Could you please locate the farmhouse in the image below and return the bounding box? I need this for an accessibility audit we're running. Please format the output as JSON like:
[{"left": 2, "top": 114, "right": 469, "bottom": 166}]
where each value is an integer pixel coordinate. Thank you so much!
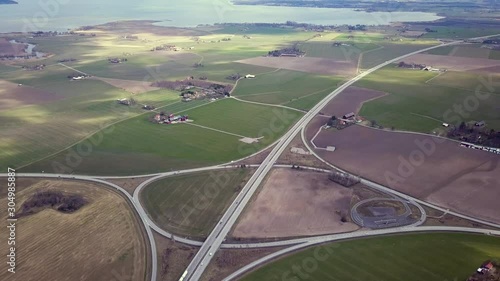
[
  {"left": 475, "top": 120, "right": 486, "bottom": 127},
  {"left": 153, "top": 112, "right": 189, "bottom": 125},
  {"left": 245, "top": 74, "right": 255, "bottom": 79},
  {"left": 423, "top": 66, "right": 443, "bottom": 72},
  {"left": 476, "top": 261, "right": 495, "bottom": 275},
  {"left": 117, "top": 98, "right": 132, "bottom": 106},
  {"left": 142, "top": 105, "right": 155, "bottom": 110},
  {"left": 108, "top": 57, "right": 127, "bottom": 63},
  {"left": 68, "top": 74, "right": 90, "bottom": 81},
  {"left": 22, "top": 64, "right": 45, "bottom": 71}
]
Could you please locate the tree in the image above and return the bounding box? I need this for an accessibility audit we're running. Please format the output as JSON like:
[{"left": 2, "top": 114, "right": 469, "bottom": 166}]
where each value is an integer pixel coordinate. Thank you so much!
[
  {"left": 459, "top": 121, "right": 466, "bottom": 131},
  {"left": 370, "top": 120, "right": 377, "bottom": 127}
]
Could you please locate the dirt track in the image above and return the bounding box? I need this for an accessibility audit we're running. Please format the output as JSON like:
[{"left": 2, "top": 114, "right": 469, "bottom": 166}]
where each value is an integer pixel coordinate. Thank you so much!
[
  {"left": 237, "top": 56, "right": 357, "bottom": 77},
  {"left": 312, "top": 125, "right": 500, "bottom": 224},
  {"left": 232, "top": 168, "right": 359, "bottom": 238}
]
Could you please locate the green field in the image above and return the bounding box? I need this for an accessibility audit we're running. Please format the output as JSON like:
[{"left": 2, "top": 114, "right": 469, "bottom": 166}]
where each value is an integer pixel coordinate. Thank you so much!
[
  {"left": 0, "top": 63, "right": 182, "bottom": 172},
  {"left": 232, "top": 69, "right": 342, "bottom": 109},
  {"left": 297, "top": 41, "right": 380, "bottom": 61},
  {"left": 422, "top": 26, "right": 500, "bottom": 39},
  {"left": 424, "top": 45, "right": 454, "bottom": 56},
  {"left": 187, "top": 98, "right": 303, "bottom": 138},
  {"left": 22, "top": 99, "right": 302, "bottom": 175},
  {"left": 356, "top": 66, "right": 500, "bottom": 132},
  {"left": 360, "top": 43, "right": 438, "bottom": 69},
  {"left": 490, "top": 50, "right": 500, "bottom": 60},
  {"left": 451, "top": 45, "right": 491, "bottom": 59},
  {"left": 141, "top": 169, "right": 252, "bottom": 238},
  {"left": 428, "top": 71, "right": 500, "bottom": 95},
  {"left": 0, "top": 64, "right": 18, "bottom": 74},
  {"left": 0, "top": 27, "right": 311, "bottom": 174},
  {"left": 241, "top": 233, "right": 500, "bottom": 281}
]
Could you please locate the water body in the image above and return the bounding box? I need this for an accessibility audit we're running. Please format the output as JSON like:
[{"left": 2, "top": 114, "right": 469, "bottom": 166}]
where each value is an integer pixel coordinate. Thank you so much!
[
  {"left": 0, "top": 0, "right": 443, "bottom": 33},
  {"left": 9, "top": 40, "right": 46, "bottom": 58}
]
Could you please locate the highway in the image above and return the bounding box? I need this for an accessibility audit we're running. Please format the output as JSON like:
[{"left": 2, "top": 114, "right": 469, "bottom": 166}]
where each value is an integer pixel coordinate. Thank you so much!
[
  {"left": 223, "top": 226, "right": 500, "bottom": 281},
  {"left": 181, "top": 39, "right": 471, "bottom": 281},
  {"left": 4, "top": 33, "right": 500, "bottom": 281}
]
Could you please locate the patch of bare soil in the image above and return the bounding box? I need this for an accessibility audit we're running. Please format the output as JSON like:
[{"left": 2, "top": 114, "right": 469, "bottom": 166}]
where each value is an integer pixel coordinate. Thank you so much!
[
  {"left": 319, "top": 86, "right": 388, "bottom": 117},
  {"left": 237, "top": 56, "right": 357, "bottom": 77},
  {"left": 423, "top": 205, "right": 496, "bottom": 230},
  {"left": 200, "top": 247, "right": 287, "bottom": 281},
  {"left": 399, "top": 54, "right": 500, "bottom": 73},
  {"left": 234, "top": 144, "right": 276, "bottom": 166},
  {"left": 232, "top": 168, "right": 359, "bottom": 238},
  {"left": 103, "top": 177, "right": 153, "bottom": 195},
  {"left": 0, "top": 38, "right": 25, "bottom": 56},
  {"left": 276, "top": 132, "right": 332, "bottom": 169},
  {"left": 0, "top": 80, "right": 63, "bottom": 110},
  {"left": 313, "top": 125, "right": 500, "bottom": 224},
  {"left": 154, "top": 232, "right": 197, "bottom": 281}
]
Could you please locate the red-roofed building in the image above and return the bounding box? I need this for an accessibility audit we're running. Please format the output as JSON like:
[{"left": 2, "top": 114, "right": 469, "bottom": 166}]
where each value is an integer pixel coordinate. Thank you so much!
[{"left": 484, "top": 262, "right": 494, "bottom": 270}]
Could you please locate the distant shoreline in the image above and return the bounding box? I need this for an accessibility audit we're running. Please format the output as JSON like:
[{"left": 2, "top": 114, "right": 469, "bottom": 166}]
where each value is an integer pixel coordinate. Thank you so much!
[{"left": 0, "top": 0, "right": 18, "bottom": 4}]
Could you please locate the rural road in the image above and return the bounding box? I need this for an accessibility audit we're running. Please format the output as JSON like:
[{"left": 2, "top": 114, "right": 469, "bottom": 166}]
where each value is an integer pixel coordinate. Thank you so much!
[
  {"left": 181, "top": 38, "right": 475, "bottom": 281},
  {"left": 223, "top": 226, "right": 500, "bottom": 281},
  {"left": 181, "top": 33, "right": 500, "bottom": 281},
  {"left": 4, "top": 33, "right": 500, "bottom": 281}
]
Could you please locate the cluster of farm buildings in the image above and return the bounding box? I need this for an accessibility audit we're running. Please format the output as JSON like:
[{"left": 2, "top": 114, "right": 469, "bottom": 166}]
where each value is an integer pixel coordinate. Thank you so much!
[
  {"left": 153, "top": 113, "right": 190, "bottom": 125},
  {"left": 398, "top": 61, "right": 444, "bottom": 72},
  {"left": 325, "top": 111, "right": 360, "bottom": 130},
  {"left": 467, "top": 261, "right": 498, "bottom": 281}
]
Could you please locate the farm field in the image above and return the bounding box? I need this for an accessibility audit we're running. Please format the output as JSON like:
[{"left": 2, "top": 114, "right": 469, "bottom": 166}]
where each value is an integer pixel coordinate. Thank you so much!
[
  {"left": 187, "top": 98, "right": 303, "bottom": 139},
  {"left": 141, "top": 169, "right": 253, "bottom": 239},
  {"left": 0, "top": 83, "right": 180, "bottom": 172},
  {"left": 0, "top": 79, "right": 63, "bottom": 110},
  {"left": 450, "top": 45, "right": 491, "bottom": 59},
  {"left": 355, "top": 66, "right": 500, "bottom": 132},
  {"left": 297, "top": 41, "right": 380, "bottom": 61},
  {"left": 490, "top": 50, "right": 500, "bottom": 60},
  {"left": 400, "top": 53, "right": 500, "bottom": 72},
  {"left": 232, "top": 69, "right": 342, "bottom": 109},
  {"left": 360, "top": 43, "right": 438, "bottom": 69},
  {"left": 237, "top": 56, "right": 356, "bottom": 77},
  {"left": 310, "top": 125, "right": 500, "bottom": 224},
  {"left": 0, "top": 179, "right": 148, "bottom": 281},
  {"left": 428, "top": 71, "right": 500, "bottom": 94},
  {"left": 421, "top": 26, "right": 500, "bottom": 39},
  {"left": 232, "top": 168, "right": 359, "bottom": 238},
  {"left": 76, "top": 52, "right": 200, "bottom": 81},
  {"left": 241, "top": 233, "right": 500, "bottom": 281},
  {"left": 423, "top": 45, "right": 454, "bottom": 56},
  {"left": 23, "top": 98, "right": 301, "bottom": 175}
]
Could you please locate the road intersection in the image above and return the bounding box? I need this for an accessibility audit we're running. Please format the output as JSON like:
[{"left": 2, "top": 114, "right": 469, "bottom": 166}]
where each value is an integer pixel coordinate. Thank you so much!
[{"left": 3, "top": 33, "right": 500, "bottom": 281}]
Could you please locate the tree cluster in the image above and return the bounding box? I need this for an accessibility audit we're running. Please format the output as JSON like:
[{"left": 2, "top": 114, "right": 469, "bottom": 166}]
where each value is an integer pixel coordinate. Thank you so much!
[
  {"left": 17, "top": 191, "right": 87, "bottom": 218},
  {"left": 448, "top": 122, "right": 500, "bottom": 148},
  {"left": 267, "top": 46, "right": 305, "bottom": 57}
]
